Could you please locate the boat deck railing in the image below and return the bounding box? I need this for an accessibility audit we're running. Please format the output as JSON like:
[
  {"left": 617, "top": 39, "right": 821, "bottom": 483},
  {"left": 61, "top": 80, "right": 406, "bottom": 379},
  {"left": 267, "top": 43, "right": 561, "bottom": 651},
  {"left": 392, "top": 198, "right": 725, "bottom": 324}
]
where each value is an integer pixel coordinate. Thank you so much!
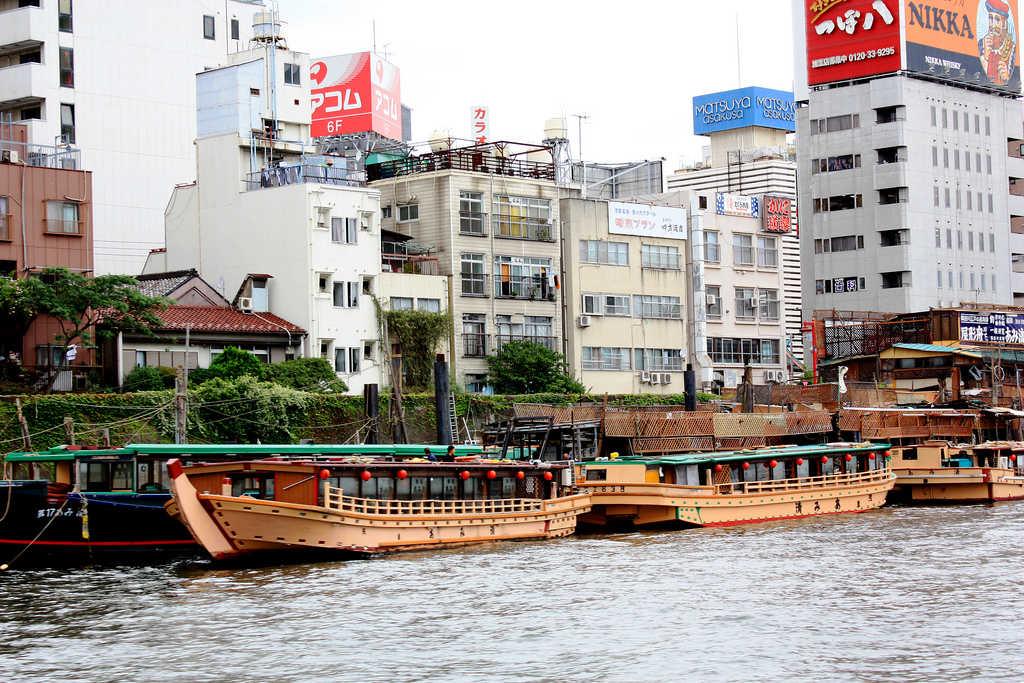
[
  {"left": 323, "top": 488, "right": 545, "bottom": 516},
  {"left": 715, "top": 467, "right": 893, "bottom": 495}
]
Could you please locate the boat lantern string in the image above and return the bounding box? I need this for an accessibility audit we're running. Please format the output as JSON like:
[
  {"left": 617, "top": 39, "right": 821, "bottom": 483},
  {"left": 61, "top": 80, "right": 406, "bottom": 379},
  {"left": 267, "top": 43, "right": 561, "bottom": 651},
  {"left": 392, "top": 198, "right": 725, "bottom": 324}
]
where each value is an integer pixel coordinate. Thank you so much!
[
  {"left": 769, "top": 460, "right": 778, "bottom": 468},
  {"left": 796, "top": 458, "right": 804, "bottom": 466},
  {"left": 821, "top": 456, "right": 829, "bottom": 464},
  {"left": 741, "top": 462, "right": 750, "bottom": 470},
  {"left": 884, "top": 450, "right": 892, "bottom": 460},
  {"left": 319, "top": 469, "right": 330, "bottom": 479},
  {"left": 486, "top": 470, "right": 497, "bottom": 479},
  {"left": 1011, "top": 455, "right": 1017, "bottom": 462},
  {"left": 868, "top": 453, "right": 876, "bottom": 460},
  {"left": 360, "top": 471, "right": 372, "bottom": 481},
  {"left": 397, "top": 470, "right": 408, "bottom": 480},
  {"left": 460, "top": 471, "right": 471, "bottom": 480},
  {"left": 543, "top": 471, "right": 553, "bottom": 481},
  {"left": 844, "top": 454, "right": 853, "bottom": 462},
  {"left": 713, "top": 463, "right": 723, "bottom": 472},
  {"left": 515, "top": 471, "right": 525, "bottom": 480}
]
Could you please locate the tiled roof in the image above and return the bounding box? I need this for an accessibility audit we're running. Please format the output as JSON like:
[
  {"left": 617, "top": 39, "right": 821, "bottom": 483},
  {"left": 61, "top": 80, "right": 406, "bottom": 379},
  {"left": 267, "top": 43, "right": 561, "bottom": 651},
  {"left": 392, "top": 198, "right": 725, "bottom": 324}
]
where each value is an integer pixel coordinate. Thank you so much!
[
  {"left": 134, "top": 269, "right": 198, "bottom": 298},
  {"left": 153, "top": 306, "right": 306, "bottom": 335}
]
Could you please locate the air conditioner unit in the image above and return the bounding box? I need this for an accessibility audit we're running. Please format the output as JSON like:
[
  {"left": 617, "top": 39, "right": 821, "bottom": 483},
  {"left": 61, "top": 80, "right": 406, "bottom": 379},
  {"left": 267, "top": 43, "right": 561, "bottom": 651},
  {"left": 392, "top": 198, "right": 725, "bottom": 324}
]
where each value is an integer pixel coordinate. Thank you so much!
[
  {"left": 238, "top": 297, "right": 254, "bottom": 312},
  {"left": 745, "top": 298, "right": 758, "bottom": 309},
  {"left": 0, "top": 150, "right": 18, "bottom": 164},
  {"left": 661, "top": 373, "right": 672, "bottom": 384},
  {"left": 764, "top": 370, "right": 777, "bottom": 382},
  {"left": 640, "top": 370, "right": 651, "bottom": 383},
  {"left": 577, "top": 315, "right": 592, "bottom": 328},
  {"left": 706, "top": 294, "right": 717, "bottom": 305},
  {"left": 650, "top": 373, "right": 661, "bottom": 385}
]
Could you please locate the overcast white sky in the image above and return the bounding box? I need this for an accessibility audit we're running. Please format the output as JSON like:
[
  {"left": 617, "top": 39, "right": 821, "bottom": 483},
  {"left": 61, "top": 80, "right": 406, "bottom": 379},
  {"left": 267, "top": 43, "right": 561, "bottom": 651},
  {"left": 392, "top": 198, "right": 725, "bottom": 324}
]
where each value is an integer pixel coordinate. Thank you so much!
[{"left": 276, "top": 0, "right": 796, "bottom": 169}]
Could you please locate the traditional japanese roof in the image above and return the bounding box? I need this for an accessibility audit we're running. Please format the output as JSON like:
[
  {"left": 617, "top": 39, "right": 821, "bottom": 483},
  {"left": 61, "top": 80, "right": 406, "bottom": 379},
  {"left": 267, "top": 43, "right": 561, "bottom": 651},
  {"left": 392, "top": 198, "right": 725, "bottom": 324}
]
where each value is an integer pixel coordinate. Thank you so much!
[
  {"left": 151, "top": 306, "right": 306, "bottom": 335},
  {"left": 134, "top": 269, "right": 198, "bottom": 298}
]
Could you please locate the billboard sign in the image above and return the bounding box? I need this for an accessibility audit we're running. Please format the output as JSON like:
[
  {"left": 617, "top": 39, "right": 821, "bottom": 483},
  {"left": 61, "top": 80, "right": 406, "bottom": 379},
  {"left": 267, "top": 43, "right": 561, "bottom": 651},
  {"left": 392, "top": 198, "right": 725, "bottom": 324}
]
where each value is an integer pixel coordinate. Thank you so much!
[
  {"left": 960, "top": 311, "right": 1024, "bottom": 343},
  {"left": 905, "top": 0, "right": 1020, "bottom": 94},
  {"left": 608, "top": 202, "right": 687, "bottom": 240},
  {"left": 715, "top": 193, "right": 759, "bottom": 218},
  {"left": 761, "top": 195, "right": 793, "bottom": 233},
  {"left": 310, "top": 52, "right": 401, "bottom": 139},
  {"left": 692, "top": 87, "right": 796, "bottom": 134},
  {"left": 805, "top": 0, "right": 903, "bottom": 85},
  {"left": 471, "top": 106, "right": 489, "bottom": 144}
]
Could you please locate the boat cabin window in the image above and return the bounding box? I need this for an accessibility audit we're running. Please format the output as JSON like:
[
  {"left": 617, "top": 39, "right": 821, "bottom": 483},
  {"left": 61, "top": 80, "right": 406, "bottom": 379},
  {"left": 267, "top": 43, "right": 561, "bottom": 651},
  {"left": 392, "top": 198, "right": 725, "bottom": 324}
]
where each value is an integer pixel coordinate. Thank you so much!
[
  {"left": 78, "top": 460, "right": 133, "bottom": 492},
  {"left": 586, "top": 469, "right": 607, "bottom": 481},
  {"left": 231, "top": 475, "right": 274, "bottom": 499},
  {"left": 136, "top": 461, "right": 170, "bottom": 492},
  {"left": 795, "top": 459, "right": 810, "bottom": 479},
  {"left": 821, "top": 458, "right": 835, "bottom": 476},
  {"left": 900, "top": 448, "right": 918, "bottom": 461}
]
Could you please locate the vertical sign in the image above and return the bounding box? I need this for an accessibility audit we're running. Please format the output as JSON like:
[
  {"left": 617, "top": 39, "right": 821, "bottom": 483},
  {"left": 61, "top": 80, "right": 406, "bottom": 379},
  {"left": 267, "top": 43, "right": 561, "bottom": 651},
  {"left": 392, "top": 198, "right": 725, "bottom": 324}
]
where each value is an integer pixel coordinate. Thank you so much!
[
  {"left": 761, "top": 195, "right": 793, "bottom": 233},
  {"left": 471, "top": 106, "right": 489, "bottom": 144}
]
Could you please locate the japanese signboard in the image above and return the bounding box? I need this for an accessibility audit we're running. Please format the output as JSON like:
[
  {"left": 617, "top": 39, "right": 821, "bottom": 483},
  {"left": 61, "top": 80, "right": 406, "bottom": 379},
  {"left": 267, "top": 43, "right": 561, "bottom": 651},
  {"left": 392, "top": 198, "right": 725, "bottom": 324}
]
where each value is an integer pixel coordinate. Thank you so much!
[
  {"left": 471, "top": 106, "right": 489, "bottom": 144},
  {"left": 805, "top": 0, "right": 903, "bottom": 85},
  {"left": 692, "top": 87, "right": 796, "bottom": 135},
  {"left": 310, "top": 52, "right": 401, "bottom": 139},
  {"left": 905, "top": 0, "right": 1020, "bottom": 95},
  {"left": 761, "top": 195, "right": 793, "bottom": 233},
  {"left": 960, "top": 311, "right": 1024, "bottom": 343},
  {"left": 607, "top": 202, "right": 687, "bottom": 241},
  {"left": 715, "top": 193, "right": 759, "bottom": 218}
]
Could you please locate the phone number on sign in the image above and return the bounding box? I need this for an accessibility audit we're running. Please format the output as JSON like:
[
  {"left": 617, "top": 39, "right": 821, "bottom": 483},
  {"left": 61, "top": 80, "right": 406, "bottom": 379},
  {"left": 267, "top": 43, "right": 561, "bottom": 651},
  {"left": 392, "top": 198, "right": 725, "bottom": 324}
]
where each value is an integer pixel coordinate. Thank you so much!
[{"left": 812, "top": 45, "right": 895, "bottom": 68}]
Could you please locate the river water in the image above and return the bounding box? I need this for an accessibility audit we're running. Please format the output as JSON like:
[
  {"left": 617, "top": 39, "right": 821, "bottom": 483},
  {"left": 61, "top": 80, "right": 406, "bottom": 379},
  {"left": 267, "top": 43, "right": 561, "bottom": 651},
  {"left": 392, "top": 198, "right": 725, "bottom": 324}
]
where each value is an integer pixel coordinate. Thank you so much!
[{"left": 1, "top": 503, "right": 1022, "bottom": 683}]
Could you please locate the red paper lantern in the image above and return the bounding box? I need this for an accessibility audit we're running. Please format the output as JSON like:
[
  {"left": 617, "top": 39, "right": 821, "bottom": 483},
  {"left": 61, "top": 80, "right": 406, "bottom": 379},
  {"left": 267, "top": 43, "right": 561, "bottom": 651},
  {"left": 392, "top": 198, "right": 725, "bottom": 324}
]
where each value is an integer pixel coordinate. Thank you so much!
[
  {"left": 713, "top": 464, "right": 723, "bottom": 472},
  {"left": 319, "top": 469, "right": 330, "bottom": 479},
  {"left": 884, "top": 450, "right": 892, "bottom": 458},
  {"left": 1010, "top": 455, "right": 1017, "bottom": 462},
  {"left": 821, "top": 456, "right": 829, "bottom": 464},
  {"left": 742, "top": 462, "right": 750, "bottom": 470},
  {"left": 516, "top": 471, "right": 525, "bottom": 480},
  {"left": 769, "top": 460, "right": 778, "bottom": 468},
  {"left": 460, "top": 471, "right": 470, "bottom": 480},
  {"left": 360, "top": 471, "right": 372, "bottom": 481},
  {"left": 397, "top": 470, "right": 408, "bottom": 480},
  {"left": 844, "top": 454, "right": 853, "bottom": 462},
  {"left": 486, "top": 470, "right": 497, "bottom": 479},
  {"left": 796, "top": 458, "right": 804, "bottom": 466},
  {"left": 543, "top": 471, "right": 554, "bottom": 481},
  {"left": 868, "top": 453, "right": 876, "bottom": 460}
]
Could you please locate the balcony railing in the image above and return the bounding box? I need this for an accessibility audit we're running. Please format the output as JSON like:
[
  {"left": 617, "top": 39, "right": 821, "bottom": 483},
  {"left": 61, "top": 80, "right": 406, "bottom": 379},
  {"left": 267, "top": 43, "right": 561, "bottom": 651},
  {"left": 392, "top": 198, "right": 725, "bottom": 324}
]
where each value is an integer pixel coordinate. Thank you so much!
[
  {"left": 245, "top": 161, "right": 365, "bottom": 191},
  {"left": 495, "top": 275, "right": 555, "bottom": 300},
  {"left": 45, "top": 218, "right": 81, "bottom": 235},
  {"left": 496, "top": 335, "right": 557, "bottom": 352},
  {"left": 463, "top": 333, "right": 489, "bottom": 357},
  {"left": 381, "top": 254, "right": 439, "bottom": 275},
  {"left": 0, "top": 214, "right": 10, "bottom": 240},
  {"left": 367, "top": 148, "right": 555, "bottom": 182},
  {"left": 493, "top": 216, "right": 554, "bottom": 241},
  {"left": 0, "top": 140, "right": 81, "bottom": 170},
  {"left": 460, "top": 211, "right": 487, "bottom": 236}
]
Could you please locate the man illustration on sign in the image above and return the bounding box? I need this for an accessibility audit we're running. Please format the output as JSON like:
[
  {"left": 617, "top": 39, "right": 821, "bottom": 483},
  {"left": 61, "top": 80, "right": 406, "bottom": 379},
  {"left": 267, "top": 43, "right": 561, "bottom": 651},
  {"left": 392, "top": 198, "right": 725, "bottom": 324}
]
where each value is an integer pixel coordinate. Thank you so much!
[{"left": 979, "top": 0, "right": 1016, "bottom": 86}]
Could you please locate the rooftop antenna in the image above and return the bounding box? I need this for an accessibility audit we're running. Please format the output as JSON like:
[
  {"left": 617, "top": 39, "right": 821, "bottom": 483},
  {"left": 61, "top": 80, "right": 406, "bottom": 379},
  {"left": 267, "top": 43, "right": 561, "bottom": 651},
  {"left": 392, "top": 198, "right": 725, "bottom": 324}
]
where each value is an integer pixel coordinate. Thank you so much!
[
  {"left": 373, "top": 20, "right": 376, "bottom": 53},
  {"left": 572, "top": 113, "right": 590, "bottom": 163}
]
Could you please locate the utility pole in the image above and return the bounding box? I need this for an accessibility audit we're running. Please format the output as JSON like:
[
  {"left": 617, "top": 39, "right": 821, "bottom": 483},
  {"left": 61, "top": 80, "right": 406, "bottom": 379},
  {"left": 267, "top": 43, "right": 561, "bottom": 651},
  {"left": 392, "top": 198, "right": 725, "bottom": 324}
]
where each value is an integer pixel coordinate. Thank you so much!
[{"left": 174, "top": 366, "right": 187, "bottom": 444}]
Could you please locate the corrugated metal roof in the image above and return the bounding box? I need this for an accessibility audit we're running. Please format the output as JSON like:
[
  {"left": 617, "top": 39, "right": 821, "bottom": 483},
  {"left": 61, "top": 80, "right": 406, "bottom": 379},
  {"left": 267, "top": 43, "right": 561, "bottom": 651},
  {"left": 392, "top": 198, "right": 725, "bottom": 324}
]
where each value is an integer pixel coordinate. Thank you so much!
[{"left": 892, "top": 343, "right": 983, "bottom": 357}]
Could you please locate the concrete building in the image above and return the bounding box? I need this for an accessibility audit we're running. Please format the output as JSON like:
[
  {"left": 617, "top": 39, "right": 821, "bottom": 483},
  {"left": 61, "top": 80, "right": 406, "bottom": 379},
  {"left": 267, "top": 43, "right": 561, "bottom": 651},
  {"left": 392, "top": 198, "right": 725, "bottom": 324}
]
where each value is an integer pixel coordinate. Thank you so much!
[
  {"left": 368, "top": 141, "right": 565, "bottom": 393},
  {"left": 793, "top": 0, "right": 1024, "bottom": 332},
  {"left": 668, "top": 87, "right": 804, "bottom": 366},
  {"left": 149, "top": 38, "right": 447, "bottom": 395},
  {"left": 0, "top": 0, "right": 265, "bottom": 274}
]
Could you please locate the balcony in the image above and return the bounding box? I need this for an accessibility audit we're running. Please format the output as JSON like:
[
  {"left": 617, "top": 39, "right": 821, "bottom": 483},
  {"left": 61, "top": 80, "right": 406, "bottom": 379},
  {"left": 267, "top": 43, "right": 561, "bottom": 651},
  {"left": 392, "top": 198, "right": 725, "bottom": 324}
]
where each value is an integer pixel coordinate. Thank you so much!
[
  {"left": 462, "top": 333, "right": 489, "bottom": 357},
  {"left": 874, "top": 203, "right": 908, "bottom": 231},
  {"left": 366, "top": 144, "right": 555, "bottom": 182},
  {"left": 493, "top": 216, "right": 554, "bottom": 242},
  {"left": 494, "top": 275, "right": 556, "bottom": 301},
  {"left": 1009, "top": 194, "right": 1024, "bottom": 218},
  {"left": 873, "top": 163, "right": 907, "bottom": 190},
  {"left": 0, "top": 62, "right": 47, "bottom": 107},
  {"left": 0, "top": 6, "right": 46, "bottom": 56},
  {"left": 381, "top": 253, "right": 438, "bottom": 275},
  {"left": 1007, "top": 155, "right": 1024, "bottom": 181},
  {"left": 1, "top": 139, "right": 81, "bottom": 170},
  {"left": 495, "top": 335, "right": 557, "bottom": 352},
  {"left": 244, "top": 159, "right": 365, "bottom": 191},
  {"left": 872, "top": 123, "right": 906, "bottom": 150}
]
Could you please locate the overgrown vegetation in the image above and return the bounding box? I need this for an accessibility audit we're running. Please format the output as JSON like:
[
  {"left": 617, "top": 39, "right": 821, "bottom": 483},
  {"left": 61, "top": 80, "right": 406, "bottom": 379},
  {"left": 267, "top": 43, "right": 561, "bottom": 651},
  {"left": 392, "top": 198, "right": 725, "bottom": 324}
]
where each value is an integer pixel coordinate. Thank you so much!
[
  {"left": 486, "top": 340, "right": 586, "bottom": 394},
  {"left": 383, "top": 308, "right": 453, "bottom": 390}
]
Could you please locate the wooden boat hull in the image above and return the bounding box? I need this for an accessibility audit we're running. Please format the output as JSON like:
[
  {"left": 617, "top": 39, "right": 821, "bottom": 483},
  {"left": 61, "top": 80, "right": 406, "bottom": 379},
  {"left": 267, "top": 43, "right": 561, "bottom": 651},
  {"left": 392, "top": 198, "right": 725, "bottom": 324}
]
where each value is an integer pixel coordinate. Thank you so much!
[
  {"left": 892, "top": 468, "right": 1024, "bottom": 503},
  {"left": 0, "top": 480, "right": 197, "bottom": 561},
  {"left": 168, "top": 461, "right": 591, "bottom": 561}
]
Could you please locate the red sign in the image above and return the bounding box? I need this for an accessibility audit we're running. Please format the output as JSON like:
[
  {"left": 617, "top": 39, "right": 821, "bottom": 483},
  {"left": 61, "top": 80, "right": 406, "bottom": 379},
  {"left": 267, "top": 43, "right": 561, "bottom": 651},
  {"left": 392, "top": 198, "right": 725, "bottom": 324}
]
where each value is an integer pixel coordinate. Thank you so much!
[
  {"left": 310, "top": 52, "right": 401, "bottom": 139},
  {"left": 762, "top": 195, "right": 793, "bottom": 233},
  {"left": 806, "top": 0, "right": 903, "bottom": 85}
]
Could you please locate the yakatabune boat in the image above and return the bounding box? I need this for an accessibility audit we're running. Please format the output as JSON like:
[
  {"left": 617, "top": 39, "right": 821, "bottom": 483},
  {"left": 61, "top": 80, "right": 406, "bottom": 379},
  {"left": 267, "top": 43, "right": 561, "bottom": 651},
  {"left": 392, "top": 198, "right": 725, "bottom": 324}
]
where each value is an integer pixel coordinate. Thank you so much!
[
  {"left": 889, "top": 441, "right": 1024, "bottom": 503},
  {"left": 575, "top": 442, "right": 896, "bottom": 528},
  {"left": 167, "top": 452, "right": 591, "bottom": 562}
]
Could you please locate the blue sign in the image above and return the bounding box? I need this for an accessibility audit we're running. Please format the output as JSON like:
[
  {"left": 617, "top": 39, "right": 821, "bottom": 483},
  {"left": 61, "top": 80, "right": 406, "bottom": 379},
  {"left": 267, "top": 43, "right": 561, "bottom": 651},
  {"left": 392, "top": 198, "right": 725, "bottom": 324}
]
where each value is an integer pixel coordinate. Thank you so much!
[
  {"left": 692, "top": 86, "right": 795, "bottom": 135},
  {"left": 960, "top": 312, "right": 1024, "bottom": 345}
]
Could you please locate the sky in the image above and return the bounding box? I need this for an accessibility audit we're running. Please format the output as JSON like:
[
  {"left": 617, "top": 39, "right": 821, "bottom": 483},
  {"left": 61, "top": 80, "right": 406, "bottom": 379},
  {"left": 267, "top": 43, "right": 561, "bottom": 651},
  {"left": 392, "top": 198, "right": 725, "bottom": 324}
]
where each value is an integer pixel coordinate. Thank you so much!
[{"left": 276, "top": 0, "right": 797, "bottom": 170}]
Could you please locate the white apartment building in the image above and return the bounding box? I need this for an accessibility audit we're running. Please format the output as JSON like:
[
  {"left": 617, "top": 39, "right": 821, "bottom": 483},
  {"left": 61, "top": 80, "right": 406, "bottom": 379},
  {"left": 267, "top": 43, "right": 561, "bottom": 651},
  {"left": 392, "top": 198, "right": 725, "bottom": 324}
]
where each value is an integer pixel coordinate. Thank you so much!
[
  {"left": 148, "top": 40, "right": 447, "bottom": 394},
  {"left": 0, "top": 0, "right": 265, "bottom": 274},
  {"left": 797, "top": 75, "right": 1022, "bottom": 318}
]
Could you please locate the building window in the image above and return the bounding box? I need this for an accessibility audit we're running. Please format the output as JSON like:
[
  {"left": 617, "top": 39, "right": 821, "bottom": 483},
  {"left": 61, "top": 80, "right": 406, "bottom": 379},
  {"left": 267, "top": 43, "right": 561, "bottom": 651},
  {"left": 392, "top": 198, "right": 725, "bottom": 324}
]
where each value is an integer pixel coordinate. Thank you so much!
[
  {"left": 60, "top": 104, "right": 75, "bottom": 144},
  {"left": 58, "top": 0, "right": 72, "bottom": 31},
  {"left": 733, "top": 234, "right": 754, "bottom": 266},
  {"left": 492, "top": 195, "right": 552, "bottom": 240},
  {"left": 45, "top": 201, "right": 80, "bottom": 234},
  {"left": 284, "top": 63, "right": 301, "bottom": 85},
  {"left": 757, "top": 236, "right": 778, "bottom": 268},
  {"left": 417, "top": 298, "right": 440, "bottom": 312},
  {"left": 331, "top": 217, "right": 357, "bottom": 244},
  {"left": 990, "top": 233, "right": 996, "bottom": 252},
  {"left": 967, "top": 192, "right": 973, "bottom": 211},
  {"left": 0, "top": 196, "right": 9, "bottom": 241},
  {"left": 381, "top": 206, "right": 392, "bottom": 220},
  {"left": 735, "top": 287, "right": 757, "bottom": 321},
  {"left": 759, "top": 289, "right": 780, "bottom": 322},
  {"left": 812, "top": 194, "right": 862, "bottom": 213},
  {"left": 989, "top": 194, "right": 994, "bottom": 212},
  {"left": 602, "top": 294, "right": 630, "bottom": 316},
  {"left": 810, "top": 114, "right": 859, "bottom": 133},
  {"left": 943, "top": 148, "right": 949, "bottom": 168},
  {"left": 947, "top": 229, "right": 952, "bottom": 248},
  {"left": 579, "top": 239, "right": 628, "bottom": 265},
  {"left": 20, "top": 106, "right": 42, "bottom": 121},
  {"left": 59, "top": 48, "right": 73, "bottom": 87},
  {"left": 347, "top": 282, "right": 359, "bottom": 308},
  {"left": 934, "top": 187, "right": 940, "bottom": 207},
  {"left": 641, "top": 244, "right": 679, "bottom": 270},
  {"left": 987, "top": 155, "right": 992, "bottom": 174},
  {"left": 494, "top": 255, "right": 552, "bottom": 299},
  {"left": 633, "top": 294, "right": 681, "bottom": 319},
  {"left": 582, "top": 293, "right": 601, "bottom": 315},
  {"left": 349, "top": 348, "right": 360, "bottom": 374},
  {"left": 932, "top": 147, "right": 938, "bottom": 166},
  {"left": 811, "top": 154, "right": 860, "bottom": 173},
  {"left": 332, "top": 282, "right": 345, "bottom": 307},
  {"left": 945, "top": 189, "right": 951, "bottom": 208},
  {"left": 460, "top": 253, "right": 486, "bottom": 296},
  {"left": 463, "top": 314, "right": 487, "bottom": 357},
  {"left": 985, "top": 116, "right": 991, "bottom": 135},
  {"left": 954, "top": 150, "right": 960, "bottom": 170},
  {"left": 935, "top": 228, "right": 941, "bottom": 247},
  {"left": 707, "top": 338, "right": 780, "bottom": 365},
  {"left": 965, "top": 153, "right": 971, "bottom": 172},
  {"left": 968, "top": 232, "right": 974, "bottom": 251},
  {"left": 635, "top": 349, "right": 683, "bottom": 372},
  {"left": 231, "top": 18, "right": 239, "bottom": 40},
  {"left": 942, "top": 109, "right": 948, "bottom": 128},
  {"left": 203, "top": 15, "right": 215, "bottom": 40},
  {"left": 930, "top": 106, "right": 936, "bottom": 126},
  {"left": 334, "top": 347, "right": 346, "bottom": 373},
  {"left": 582, "top": 347, "right": 631, "bottom": 371},
  {"left": 398, "top": 204, "right": 419, "bottom": 222},
  {"left": 704, "top": 231, "right": 720, "bottom": 263},
  {"left": 706, "top": 286, "right": 722, "bottom": 318},
  {"left": 460, "top": 191, "right": 485, "bottom": 235},
  {"left": 881, "top": 272, "right": 909, "bottom": 289}
]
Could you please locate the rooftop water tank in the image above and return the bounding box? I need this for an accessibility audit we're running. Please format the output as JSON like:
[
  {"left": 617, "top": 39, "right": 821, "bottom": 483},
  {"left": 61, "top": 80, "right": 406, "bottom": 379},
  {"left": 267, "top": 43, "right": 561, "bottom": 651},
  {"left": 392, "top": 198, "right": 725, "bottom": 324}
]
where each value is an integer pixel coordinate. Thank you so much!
[
  {"left": 543, "top": 118, "right": 567, "bottom": 141},
  {"left": 253, "top": 11, "right": 286, "bottom": 43},
  {"left": 429, "top": 130, "right": 453, "bottom": 152}
]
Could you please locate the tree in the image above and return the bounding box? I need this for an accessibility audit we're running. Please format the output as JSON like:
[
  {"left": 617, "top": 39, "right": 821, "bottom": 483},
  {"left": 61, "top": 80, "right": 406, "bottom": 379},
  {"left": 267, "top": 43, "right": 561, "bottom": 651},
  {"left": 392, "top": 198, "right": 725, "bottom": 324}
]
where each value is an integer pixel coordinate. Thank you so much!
[
  {"left": 486, "top": 340, "right": 586, "bottom": 395},
  {"left": 206, "top": 345, "right": 263, "bottom": 381},
  {"left": 383, "top": 308, "right": 453, "bottom": 390},
  {"left": 16, "top": 268, "right": 171, "bottom": 392},
  {"left": 260, "top": 357, "right": 348, "bottom": 392}
]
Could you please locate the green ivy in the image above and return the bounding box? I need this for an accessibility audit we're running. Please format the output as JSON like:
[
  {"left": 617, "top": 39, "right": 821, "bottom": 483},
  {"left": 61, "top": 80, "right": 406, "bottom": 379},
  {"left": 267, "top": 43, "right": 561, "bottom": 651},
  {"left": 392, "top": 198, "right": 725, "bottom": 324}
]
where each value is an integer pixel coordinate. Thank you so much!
[{"left": 382, "top": 308, "right": 453, "bottom": 391}]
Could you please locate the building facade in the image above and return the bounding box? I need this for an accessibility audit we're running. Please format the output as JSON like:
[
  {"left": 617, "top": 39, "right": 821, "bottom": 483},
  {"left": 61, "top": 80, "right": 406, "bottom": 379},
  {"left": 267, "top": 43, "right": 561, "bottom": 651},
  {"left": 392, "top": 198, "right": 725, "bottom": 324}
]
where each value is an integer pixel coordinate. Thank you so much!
[{"left": 0, "top": 0, "right": 264, "bottom": 274}]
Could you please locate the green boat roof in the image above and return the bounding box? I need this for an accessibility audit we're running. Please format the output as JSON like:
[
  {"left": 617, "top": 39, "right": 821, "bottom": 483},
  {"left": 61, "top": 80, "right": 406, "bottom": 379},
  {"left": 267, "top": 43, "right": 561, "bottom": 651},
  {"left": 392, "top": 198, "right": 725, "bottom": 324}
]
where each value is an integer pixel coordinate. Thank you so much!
[
  {"left": 3, "top": 443, "right": 486, "bottom": 462},
  {"left": 594, "top": 442, "right": 890, "bottom": 467}
]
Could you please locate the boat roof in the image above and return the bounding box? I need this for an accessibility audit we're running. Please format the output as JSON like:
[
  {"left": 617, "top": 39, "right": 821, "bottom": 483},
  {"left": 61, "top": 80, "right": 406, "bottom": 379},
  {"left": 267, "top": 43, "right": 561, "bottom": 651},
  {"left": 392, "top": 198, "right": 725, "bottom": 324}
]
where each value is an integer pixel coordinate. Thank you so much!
[
  {"left": 593, "top": 442, "right": 890, "bottom": 467},
  {"left": 3, "top": 443, "right": 486, "bottom": 462}
]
